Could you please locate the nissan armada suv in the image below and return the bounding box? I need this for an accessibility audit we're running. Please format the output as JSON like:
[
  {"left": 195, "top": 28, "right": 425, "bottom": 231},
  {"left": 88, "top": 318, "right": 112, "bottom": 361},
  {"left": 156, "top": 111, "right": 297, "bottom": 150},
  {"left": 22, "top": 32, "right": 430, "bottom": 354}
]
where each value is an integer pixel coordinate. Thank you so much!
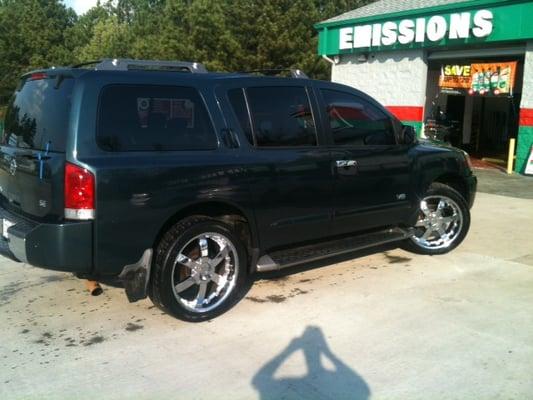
[{"left": 0, "top": 59, "right": 476, "bottom": 321}]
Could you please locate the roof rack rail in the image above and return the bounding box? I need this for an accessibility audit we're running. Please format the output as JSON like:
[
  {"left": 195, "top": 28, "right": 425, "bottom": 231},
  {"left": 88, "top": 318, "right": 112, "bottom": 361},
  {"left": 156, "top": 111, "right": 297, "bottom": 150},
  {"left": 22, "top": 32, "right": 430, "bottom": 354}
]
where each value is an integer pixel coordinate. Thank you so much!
[
  {"left": 240, "top": 69, "right": 309, "bottom": 79},
  {"left": 73, "top": 58, "right": 208, "bottom": 73}
]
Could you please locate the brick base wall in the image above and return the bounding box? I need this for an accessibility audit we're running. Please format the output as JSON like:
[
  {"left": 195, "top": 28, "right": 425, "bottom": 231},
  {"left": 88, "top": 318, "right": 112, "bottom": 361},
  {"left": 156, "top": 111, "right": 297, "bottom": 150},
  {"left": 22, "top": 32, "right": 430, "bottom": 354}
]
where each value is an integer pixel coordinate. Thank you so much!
[
  {"left": 516, "top": 108, "right": 533, "bottom": 173},
  {"left": 517, "top": 42, "right": 533, "bottom": 173}
]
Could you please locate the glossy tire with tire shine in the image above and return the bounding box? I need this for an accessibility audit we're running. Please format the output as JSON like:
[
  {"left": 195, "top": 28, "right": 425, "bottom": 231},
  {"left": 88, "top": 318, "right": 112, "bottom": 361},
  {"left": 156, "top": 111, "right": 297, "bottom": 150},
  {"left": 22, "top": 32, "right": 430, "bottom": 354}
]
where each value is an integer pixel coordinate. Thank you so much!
[
  {"left": 404, "top": 183, "right": 470, "bottom": 255},
  {"left": 149, "top": 216, "right": 248, "bottom": 321}
]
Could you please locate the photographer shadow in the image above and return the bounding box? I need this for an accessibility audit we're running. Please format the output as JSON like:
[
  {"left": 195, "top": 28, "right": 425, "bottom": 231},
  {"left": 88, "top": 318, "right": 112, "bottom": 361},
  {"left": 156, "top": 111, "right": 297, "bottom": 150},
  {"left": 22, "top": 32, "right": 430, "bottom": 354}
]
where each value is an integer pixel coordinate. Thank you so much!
[{"left": 252, "top": 326, "right": 370, "bottom": 400}]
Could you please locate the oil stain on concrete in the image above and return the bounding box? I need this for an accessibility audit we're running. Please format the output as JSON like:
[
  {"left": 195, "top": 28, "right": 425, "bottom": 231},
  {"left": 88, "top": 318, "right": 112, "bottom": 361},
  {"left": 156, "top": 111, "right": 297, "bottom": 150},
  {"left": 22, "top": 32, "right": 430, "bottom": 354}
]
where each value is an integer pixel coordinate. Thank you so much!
[{"left": 125, "top": 323, "right": 144, "bottom": 332}]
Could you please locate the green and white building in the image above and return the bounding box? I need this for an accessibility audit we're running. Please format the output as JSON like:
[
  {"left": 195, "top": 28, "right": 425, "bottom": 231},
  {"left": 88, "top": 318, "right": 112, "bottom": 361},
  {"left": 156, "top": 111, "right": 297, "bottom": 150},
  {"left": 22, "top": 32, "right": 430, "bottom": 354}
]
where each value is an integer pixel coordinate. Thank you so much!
[{"left": 316, "top": 0, "right": 533, "bottom": 173}]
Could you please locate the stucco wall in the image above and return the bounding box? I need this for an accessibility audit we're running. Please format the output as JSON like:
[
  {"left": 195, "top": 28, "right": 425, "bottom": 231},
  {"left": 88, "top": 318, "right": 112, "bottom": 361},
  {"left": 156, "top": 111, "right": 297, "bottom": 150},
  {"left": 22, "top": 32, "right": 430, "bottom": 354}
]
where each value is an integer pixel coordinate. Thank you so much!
[
  {"left": 520, "top": 42, "right": 533, "bottom": 108},
  {"left": 331, "top": 50, "right": 428, "bottom": 107}
]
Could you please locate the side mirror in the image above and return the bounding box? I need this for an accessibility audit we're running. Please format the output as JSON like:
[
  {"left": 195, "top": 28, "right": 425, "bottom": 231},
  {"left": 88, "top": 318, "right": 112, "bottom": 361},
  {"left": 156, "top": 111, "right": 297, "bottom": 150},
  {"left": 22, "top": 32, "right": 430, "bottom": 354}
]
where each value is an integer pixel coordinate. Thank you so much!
[{"left": 402, "top": 125, "right": 417, "bottom": 145}]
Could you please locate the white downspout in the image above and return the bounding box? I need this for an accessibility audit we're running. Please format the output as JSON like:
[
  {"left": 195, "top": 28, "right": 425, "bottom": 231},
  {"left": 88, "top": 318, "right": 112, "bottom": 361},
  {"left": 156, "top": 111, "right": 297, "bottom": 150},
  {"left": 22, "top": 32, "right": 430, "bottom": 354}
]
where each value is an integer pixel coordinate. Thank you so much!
[
  {"left": 322, "top": 55, "right": 335, "bottom": 65},
  {"left": 322, "top": 55, "right": 336, "bottom": 81}
]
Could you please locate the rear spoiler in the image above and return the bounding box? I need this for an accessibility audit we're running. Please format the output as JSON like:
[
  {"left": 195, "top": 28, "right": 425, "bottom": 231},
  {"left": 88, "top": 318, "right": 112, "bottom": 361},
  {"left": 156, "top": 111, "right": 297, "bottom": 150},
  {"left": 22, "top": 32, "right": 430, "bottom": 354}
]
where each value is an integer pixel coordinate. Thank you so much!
[{"left": 72, "top": 58, "right": 208, "bottom": 73}]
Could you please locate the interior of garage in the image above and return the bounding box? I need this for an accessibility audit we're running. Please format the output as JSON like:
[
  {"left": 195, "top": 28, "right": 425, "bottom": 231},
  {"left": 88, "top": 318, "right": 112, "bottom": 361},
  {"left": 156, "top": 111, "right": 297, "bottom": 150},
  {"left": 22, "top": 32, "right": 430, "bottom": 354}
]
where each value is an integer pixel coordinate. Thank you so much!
[{"left": 423, "top": 51, "right": 525, "bottom": 168}]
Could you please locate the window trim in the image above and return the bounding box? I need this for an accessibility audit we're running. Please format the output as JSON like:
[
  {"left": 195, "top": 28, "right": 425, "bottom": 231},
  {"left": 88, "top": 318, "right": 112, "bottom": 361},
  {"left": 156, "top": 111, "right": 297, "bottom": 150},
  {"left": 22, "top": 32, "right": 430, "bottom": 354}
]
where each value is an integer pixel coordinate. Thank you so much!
[
  {"left": 320, "top": 88, "right": 398, "bottom": 148},
  {"left": 241, "top": 88, "right": 258, "bottom": 147},
  {"left": 226, "top": 88, "right": 257, "bottom": 147},
  {"left": 95, "top": 83, "right": 219, "bottom": 153},
  {"left": 241, "top": 85, "right": 320, "bottom": 149}
]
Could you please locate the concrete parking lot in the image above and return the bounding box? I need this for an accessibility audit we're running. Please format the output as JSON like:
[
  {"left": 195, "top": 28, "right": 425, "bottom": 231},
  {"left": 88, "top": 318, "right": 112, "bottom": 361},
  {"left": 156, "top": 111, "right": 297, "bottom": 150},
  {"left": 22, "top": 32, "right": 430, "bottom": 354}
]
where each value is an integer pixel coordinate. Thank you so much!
[{"left": 1, "top": 171, "right": 532, "bottom": 399}]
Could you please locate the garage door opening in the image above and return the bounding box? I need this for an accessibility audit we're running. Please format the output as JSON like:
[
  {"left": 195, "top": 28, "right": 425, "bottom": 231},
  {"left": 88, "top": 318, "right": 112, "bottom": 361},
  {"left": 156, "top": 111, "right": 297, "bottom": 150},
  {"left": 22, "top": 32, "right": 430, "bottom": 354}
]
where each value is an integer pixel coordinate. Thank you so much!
[{"left": 424, "top": 55, "right": 524, "bottom": 168}]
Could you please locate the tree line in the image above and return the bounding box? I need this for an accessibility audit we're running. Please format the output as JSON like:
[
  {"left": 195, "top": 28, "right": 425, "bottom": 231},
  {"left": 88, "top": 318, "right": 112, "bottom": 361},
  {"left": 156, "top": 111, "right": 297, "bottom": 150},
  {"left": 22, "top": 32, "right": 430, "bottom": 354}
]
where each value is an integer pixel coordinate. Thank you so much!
[{"left": 0, "top": 0, "right": 371, "bottom": 105}]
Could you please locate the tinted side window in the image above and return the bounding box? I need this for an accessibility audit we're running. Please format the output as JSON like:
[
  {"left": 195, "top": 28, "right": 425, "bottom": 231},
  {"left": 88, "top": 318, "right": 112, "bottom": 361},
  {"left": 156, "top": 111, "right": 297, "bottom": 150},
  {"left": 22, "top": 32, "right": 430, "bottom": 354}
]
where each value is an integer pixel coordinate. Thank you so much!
[
  {"left": 97, "top": 85, "right": 217, "bottom": 151},
  {"left": 227, "top": 89, "right": 254, "bottom": 145},
  {"left": 246, "top": 86, "right": 317, "bottom": 147},
  {"left": 3, "top": 77, "right": 74, "bottom": 152},
  {"left": 321, "top": 89, "right": 395, "bottom": 146}
]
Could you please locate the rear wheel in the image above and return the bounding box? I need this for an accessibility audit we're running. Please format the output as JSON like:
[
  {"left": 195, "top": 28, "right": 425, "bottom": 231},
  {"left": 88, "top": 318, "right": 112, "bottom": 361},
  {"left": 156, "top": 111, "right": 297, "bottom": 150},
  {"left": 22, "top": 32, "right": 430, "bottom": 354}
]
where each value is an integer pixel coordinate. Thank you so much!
[
  {"left": 403, "top": 183, "right": 470, "bottom": 255},
  {"left": 149, "top": 216, "right": 248, "bottom": 321}
]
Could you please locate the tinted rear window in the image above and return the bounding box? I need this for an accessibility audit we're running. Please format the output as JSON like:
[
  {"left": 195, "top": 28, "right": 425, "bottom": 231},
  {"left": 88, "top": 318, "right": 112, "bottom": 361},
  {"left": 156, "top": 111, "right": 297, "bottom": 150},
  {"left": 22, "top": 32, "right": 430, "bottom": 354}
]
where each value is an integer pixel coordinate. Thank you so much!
[
  {"left": 245, "top": 86, "right": 317, "bottom": 147},
  {"left": 3, "top": 76, "right": 74, "bottom": 152},
  {"left": 97, "top": 85, "right": 217, "bottom": 151}
]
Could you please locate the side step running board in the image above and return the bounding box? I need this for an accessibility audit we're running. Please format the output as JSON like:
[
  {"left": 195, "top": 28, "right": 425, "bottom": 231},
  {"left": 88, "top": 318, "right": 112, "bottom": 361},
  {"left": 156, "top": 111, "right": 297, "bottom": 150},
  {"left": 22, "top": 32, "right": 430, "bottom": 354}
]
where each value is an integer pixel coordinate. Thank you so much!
[{"left": 256, "top": 227, "right": 413, "bottom": 272}]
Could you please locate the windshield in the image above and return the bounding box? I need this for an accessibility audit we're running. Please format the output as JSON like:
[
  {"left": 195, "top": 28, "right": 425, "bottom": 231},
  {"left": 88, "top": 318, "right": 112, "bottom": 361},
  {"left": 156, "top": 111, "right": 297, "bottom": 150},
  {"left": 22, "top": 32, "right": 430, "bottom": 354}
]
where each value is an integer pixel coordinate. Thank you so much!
[{"left": 2, "top": 76, "right": 74, "bottom": 152}]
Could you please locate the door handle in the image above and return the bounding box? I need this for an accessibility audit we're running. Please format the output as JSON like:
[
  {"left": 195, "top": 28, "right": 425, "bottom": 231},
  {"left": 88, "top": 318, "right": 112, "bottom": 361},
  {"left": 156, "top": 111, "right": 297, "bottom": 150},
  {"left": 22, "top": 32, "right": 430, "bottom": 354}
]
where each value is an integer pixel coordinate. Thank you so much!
[
  {"left": 336, "top": 160, "right": 358, "bottom": 168},
  {"left": 335, "top": 160, "right": 358, "bottom": 175}
]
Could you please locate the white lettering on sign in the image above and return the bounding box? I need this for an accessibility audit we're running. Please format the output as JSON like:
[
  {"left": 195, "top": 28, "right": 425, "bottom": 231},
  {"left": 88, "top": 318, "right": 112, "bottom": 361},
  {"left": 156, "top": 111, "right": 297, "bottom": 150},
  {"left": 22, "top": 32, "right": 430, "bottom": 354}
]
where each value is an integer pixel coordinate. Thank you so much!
[
  {"left": 472, "top": 9, "right": 493, "bottom": 37},
  {"left": 381, "top": 21, "right": 397, "bottom": 46},
  {"left": 398, "top": 19, "right": 415, "bottom": 44},
  {"left": 353, "top": 25, "right": 372, "bottom": 48},
  {"left": 449, "top": 12, "right": 471, "bottom": 39},
  {"left": 415, "top": 18, "right": 426, "bottom": 43},
  {"left": 339, "top": 9, "right": 494, "bottom": 50},
  {"left": 339, "top": 27, "right": 353, "bottom": 50},
  {"left": 372, "top": 24, "right": 382, "bottom": 46},
  {"left": 426, "top": 15, "right": 447, "bottom": 42}
]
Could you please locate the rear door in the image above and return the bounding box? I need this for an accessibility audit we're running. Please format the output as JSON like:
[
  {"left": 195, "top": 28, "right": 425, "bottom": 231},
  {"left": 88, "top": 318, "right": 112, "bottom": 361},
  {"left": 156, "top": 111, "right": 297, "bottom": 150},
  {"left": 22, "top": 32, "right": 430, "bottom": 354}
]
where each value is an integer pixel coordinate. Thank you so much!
[
  {"left": 316, "top": 86, "right": 413, "bottom": 235},
  {"left": 0, "top": 73, "right": 73, "bottom": 221},
  {"left": 216, "top": 82, "right": 334, "bottom": 250}
]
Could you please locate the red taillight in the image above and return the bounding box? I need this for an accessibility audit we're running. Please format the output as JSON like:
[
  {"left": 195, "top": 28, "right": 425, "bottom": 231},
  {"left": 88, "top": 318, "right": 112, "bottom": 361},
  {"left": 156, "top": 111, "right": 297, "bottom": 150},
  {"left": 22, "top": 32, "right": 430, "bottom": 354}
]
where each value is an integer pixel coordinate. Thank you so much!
[
  {"left": 28, "top": 72, "right": 47, "bottom": 81},
  {"left": 64, "top": 162, "right": 95, "bottom": 220}
]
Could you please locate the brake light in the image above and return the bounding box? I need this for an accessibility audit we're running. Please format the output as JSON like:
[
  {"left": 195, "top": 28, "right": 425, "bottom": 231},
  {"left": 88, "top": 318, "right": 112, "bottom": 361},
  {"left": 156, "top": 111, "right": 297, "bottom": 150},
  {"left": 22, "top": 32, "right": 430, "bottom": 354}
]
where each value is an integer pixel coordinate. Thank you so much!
[
  {"left": 28, "top": 72, "right": 47, "bottom": 81},
  {"left": 64, "top": 162, "right": 95, "bottom": 220}
]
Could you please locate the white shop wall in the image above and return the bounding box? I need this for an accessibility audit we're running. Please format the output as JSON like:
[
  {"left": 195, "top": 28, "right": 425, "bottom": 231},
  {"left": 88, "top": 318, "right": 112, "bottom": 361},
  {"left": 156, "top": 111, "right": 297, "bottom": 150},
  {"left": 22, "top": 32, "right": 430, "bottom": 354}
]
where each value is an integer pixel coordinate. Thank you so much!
[
  {"left": 332, "top": 49, "right": 428, "bottom": 107},
  {"left": 520, "top": 42, "right": 533, "bottom": 108}
]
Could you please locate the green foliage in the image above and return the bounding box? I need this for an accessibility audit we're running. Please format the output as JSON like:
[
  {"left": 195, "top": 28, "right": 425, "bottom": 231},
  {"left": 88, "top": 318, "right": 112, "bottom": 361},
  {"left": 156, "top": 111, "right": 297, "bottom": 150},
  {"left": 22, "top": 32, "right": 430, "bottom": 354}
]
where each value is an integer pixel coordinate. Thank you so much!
[
  {"left": 0, "top": 0, "right": 76, "bottom": 101},
  {"left": 0, "top": 0, "right": 372, "bottom": 104}
]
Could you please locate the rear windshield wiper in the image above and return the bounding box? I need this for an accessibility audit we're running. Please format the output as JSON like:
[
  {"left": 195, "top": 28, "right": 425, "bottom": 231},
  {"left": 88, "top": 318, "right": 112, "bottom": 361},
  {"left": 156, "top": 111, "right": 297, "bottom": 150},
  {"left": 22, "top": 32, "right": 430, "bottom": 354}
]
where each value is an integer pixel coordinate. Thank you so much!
[{"left": 2, "top": 143, "right": 52, "bottom": 159}]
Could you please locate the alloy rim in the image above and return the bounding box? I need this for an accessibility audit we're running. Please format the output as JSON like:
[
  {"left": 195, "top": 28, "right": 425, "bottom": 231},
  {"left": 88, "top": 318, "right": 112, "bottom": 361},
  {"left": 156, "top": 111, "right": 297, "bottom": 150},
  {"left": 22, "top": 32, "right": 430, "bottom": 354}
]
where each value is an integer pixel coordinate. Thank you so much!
[
  {"left": 171, "top": 232, "right": 238, "bottom": 313},
  {"left": 411, "top": 195, "right": 463, "bottom": 250}
]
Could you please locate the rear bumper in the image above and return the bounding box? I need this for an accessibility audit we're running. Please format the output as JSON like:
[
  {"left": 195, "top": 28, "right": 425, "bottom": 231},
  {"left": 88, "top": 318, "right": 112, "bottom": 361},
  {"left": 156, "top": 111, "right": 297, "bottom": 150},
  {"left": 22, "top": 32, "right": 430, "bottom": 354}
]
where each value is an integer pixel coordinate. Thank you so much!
[{"left": 0, "top": 207, "right": 92, "bottom": 273}]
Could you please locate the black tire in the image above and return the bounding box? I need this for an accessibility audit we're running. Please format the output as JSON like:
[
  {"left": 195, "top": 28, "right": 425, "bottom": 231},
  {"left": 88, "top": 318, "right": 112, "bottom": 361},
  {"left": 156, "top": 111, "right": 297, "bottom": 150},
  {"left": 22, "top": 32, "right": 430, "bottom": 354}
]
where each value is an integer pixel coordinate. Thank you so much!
[
  {"left": 149, "top": 216, "right": 248, "bottom": 322},
  {"left": 402, "top": 183, "right": 470, "bottom": 255}
]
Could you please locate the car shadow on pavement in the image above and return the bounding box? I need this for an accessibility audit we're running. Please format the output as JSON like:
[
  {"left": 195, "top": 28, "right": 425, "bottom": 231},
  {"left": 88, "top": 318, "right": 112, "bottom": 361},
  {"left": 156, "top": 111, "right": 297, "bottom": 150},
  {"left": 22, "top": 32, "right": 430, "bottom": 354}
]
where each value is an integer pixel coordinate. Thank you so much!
[{"left": 252, "top": 326, "right": 370, "bottom": 400}]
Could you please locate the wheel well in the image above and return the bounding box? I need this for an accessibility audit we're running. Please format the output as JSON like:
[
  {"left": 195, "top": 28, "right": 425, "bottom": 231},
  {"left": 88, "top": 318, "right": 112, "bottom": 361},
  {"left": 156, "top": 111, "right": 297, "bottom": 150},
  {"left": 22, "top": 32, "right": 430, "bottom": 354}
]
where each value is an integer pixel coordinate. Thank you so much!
[
  {"left": 433, "top": 174, "right": 468, "bottom": 201},
  {"left": 153, "top": 202, "right": 255, "bottom": 260}
]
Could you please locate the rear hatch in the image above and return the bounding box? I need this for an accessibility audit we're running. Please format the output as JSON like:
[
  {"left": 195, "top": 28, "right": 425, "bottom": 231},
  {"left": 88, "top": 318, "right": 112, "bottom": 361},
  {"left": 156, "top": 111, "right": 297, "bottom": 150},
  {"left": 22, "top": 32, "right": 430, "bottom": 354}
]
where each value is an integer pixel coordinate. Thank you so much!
[{"left": 0, "top": 72, "right": 74, "bottom": 222}]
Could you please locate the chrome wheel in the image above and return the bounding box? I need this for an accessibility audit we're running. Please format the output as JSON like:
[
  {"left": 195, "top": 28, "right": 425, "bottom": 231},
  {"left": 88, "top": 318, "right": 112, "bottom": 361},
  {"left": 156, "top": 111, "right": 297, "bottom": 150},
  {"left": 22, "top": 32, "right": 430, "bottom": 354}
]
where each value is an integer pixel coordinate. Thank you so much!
[
  {"left": 411, "top": 195, "right": 463, "bottom": 250},
  {"left": 171, "top": 232, "right": 239, "bottom": 313}
]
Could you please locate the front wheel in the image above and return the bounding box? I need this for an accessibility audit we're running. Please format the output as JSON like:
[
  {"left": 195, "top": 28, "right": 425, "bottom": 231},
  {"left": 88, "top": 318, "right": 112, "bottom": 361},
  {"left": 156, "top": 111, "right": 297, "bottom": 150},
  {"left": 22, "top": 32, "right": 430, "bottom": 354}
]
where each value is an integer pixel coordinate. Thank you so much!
[
  {"left": 149, "top": 216, "right": 248, "bottom": 321},
  {"left": 403, "top": 183, "right": 470, "bottom": 255}
]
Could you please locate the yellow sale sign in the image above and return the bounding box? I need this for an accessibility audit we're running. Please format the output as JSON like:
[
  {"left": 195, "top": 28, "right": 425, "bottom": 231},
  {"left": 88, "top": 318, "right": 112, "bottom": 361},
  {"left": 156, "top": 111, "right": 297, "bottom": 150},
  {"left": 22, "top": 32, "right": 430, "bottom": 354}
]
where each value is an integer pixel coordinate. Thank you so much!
[
  {"left": 439, "top": 65, "right": 472, "bottom": 89},
  {"left": 439, "top": 62, "right": 517, "bottom": 95}
]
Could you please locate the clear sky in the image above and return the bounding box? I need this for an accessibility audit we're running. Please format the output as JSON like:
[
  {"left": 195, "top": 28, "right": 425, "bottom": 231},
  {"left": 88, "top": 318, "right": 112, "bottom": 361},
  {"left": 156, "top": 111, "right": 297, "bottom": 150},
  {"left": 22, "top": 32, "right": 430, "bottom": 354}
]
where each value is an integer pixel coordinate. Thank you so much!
[{"left": 63, "top": 0, "right": 99, "bottom": 15}]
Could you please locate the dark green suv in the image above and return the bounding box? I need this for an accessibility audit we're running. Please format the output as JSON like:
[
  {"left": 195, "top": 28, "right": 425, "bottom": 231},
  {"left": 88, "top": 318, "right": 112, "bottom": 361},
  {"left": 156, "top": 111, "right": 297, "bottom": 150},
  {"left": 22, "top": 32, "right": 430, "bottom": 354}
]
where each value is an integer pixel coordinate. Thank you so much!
[{"left": 0, "top": 59, "right": 476, "bottom": 321}]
